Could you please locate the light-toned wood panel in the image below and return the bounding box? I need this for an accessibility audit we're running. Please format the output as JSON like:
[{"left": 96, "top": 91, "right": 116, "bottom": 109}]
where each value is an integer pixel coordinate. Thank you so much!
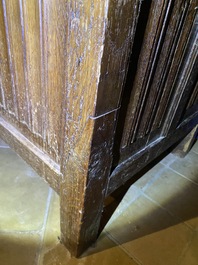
[
  {"left": 42, "top": 0, "right": 67, "bottom": 162},
  {"left": 0, "top": 1, "right": 15, "bottom": 113},
  {"left": 21, "top": 0, "right": 42, "bottom": 137},
  {"left": 61, "top": 0, "right": 109, "bottom": 161},
  {"left": 3, "top": 0, "right": 30, "bottom": 126},
  {"left": 1, "top": 0, "right": 67, "bottom": 163}
]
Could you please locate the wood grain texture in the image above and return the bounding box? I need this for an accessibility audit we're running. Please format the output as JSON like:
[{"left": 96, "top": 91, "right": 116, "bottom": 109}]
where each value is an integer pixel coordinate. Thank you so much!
[
  {"left": 113, "top": 0, "right": 197, "bottom": 165},
  {"left": 0, "top": 0, "right": 198, "bottom": 258},
  {"left": 60, "top": 0, "right": 141, "bottom": 256},
  {"left": 94, "top": 0, "right": 141, "bottom": 116},
  {"left": 108, "top": 112, "right": 198, "bottom": 195},
  {"left": 0, "top": 116, "right": 61, "bottom": 193},
  {"left": 121, "top": 0, "right": 170, "bottom": 147},
  {"left": 0, "top": 0, "right": 67, "bottom": 163},
  {"left": 2, "top": 0, "right": 29, "bottom": 124},
  {"left": 0, "top": 1, "right": 14, "bottom": 112},
  {"left": 59, "top": 0, "right": 111, "bottom": 255},
  {"left": 164, "top": 12, "right": 198, "bottom": 133}
]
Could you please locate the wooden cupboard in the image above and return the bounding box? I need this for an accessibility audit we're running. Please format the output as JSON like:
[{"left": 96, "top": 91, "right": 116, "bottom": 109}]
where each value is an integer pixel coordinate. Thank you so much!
[{"left": 0, "top": 0, "right": 197, "bottom": 257}]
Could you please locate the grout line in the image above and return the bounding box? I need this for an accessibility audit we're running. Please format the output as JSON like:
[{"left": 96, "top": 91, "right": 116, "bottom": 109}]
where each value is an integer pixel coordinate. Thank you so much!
[
  {"left": 106, "top": 186, "right": 143, "bottom": 226},
  {"left": 160, "top": 155, "right": 178, "bottom": 167},
  {"left": 135, "top": 164, "right": 166, "bottom": 192},
  {"left": 105, "top": 231, "right": 144, "bottom": 265},
  {"left": 167, "top": 167, "right": 198, "bottom": 186},
  {"left": 36, "top": 187, "right": 53, "bottom": 265},
  {"left": 41, "top": 188, "right": 53, "bottom": 232},
  {"left": 141, "top": 192, "right": 196, "bottom": 232},
  {"left": 183, "top": 220, "right": 197, "bottom": 231},
  {"left": 0, "top": 146, "right": 10, "bottom": 149},
  {"left": 0, "top": 230, "right": 42, "bottom": 235},
  {"left": 177, "top": 232, "right": 194, "bottom": 265}
]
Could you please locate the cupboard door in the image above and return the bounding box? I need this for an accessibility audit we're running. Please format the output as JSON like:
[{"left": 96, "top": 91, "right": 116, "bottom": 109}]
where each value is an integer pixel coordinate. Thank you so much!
[{"left": 108, "top": 0, "right": 198, "bottom": 194}]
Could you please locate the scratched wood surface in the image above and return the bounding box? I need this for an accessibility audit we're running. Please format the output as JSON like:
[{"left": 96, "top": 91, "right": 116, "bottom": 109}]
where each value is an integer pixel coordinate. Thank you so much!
[
  {"left": 0, "top": 0, "right": 141, "bottom": 257},
  {"left": 59, "top": 0, "right": 141, "bottom": 256},
  {"left": 0, "top": 0, "right": 198, "bottom": 258},
  {"left": 0, "top": 0, "right": 66, "bottom": 164},
  {"left": 113, "top": 0, "right": 198, "bottom": 165}
]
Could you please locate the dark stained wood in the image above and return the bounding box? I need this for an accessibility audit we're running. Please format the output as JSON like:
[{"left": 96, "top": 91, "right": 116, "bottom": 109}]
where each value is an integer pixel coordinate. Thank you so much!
[
  {"left": 107, "top": 113, "right": 198, "bottom": 195},
  {"left": 152, "top": 1, "right": 197, "bottom": 130},
  {"left": 164, "top": 13, "right": 198, "bottom": 133},
  {"left": 0, "top": 0, "right": 198, "bottom": 258},
  {"left": 137, "top": 0, "right": 188, "bottom": 137},
  {"left": 94, "top": 0, "right": 141, "bottom": 116},
  {"left": 186, "top": 81, "right": 198, "bottom": 111},
  {"left": 59, "top": 0, "right": 142, "bottom": 257},
  {"left": 121, "top": 0, "right": 171, "bottom": 147},
  {"left": 112, "top": 0, "right": 197, "bottom": 166}
]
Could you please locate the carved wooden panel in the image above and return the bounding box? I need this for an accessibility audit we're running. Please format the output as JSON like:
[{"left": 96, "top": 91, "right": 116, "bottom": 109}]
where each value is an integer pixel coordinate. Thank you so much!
[
  {"left": 0, "top": 0, "right": 197, "bottom": 257},
  {"left": 113, "top": 0, "right": 198, "bottom": 165},
  {"left": 0, "top": 0, "right": 66, "bottom": 164},
  {"left": 0, "top": 0, "right": 142, "bottom": 257}
]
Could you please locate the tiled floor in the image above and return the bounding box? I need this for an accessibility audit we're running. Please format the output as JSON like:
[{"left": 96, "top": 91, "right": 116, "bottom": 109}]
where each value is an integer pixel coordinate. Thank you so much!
[{"left": 0, "top": 138, "right": 198, "bottom": 265}]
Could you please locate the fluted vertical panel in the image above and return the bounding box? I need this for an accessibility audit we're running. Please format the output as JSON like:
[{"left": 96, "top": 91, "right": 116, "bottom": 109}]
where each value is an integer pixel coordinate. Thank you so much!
[{"left": 0, "top": 0, "right": 67, "bottom": 163}]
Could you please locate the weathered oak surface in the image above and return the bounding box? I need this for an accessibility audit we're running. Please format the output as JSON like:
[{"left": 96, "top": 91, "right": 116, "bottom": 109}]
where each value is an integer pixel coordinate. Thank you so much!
[{"left": 0, "top": 0, "right": 197, "bottom": 258}]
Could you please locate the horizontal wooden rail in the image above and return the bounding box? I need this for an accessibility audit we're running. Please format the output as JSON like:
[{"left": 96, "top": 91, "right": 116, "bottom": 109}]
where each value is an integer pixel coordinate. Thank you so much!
[{"left": 0, "top": 116, "right": 61, "bottom": 194}]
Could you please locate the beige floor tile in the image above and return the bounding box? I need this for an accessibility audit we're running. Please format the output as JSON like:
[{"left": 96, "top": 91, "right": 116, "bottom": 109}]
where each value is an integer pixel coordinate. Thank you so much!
[
  {"left": 106, "top": 186, "right": 142, "bottom": 226},
  {"left": 0, "top": 138, "right": 9, "bottom": 148},
  {"left": 184, "top": 217, "right": 198, "bottom": 231},
  {"left": 0, "top": 232, "right": 41, "bottom": 265},
  {"left": 40, "top": 235, "right": 140, "bottom": 265},
  {"left": 106, "top": 194, "right": 180, "bottom": 244},
  {"left": 0, "top": 148, "right": 21, "bottom": 168},
  {"left": 160, "top": 153, "right": 177, "bottom": 166},
  {"left": 121, "top": 224, "right": 193, "bottom": 265},
  {"left": 39, "top": 191, "right": 139, "bottom": 265},
  {"left": 40, "top": 191, "right": 60, "bottom": 252},
  {"left": 0, "top": 148, "right": 50, "bottom": 231},
  {"left": 144, "top": 168, "right": 198, "bottom": 227},
  {"left": 180, "top": 231, "right": 198, "bottom": 265},
  {"left": 106, "top": 195, "right": 193, "bottom": 265},
  {"left": 133, "top": 163, "right": 165, "bottom": 190},
  {"left": 169, "top": 152, "right": 198, "bottom": 184}
]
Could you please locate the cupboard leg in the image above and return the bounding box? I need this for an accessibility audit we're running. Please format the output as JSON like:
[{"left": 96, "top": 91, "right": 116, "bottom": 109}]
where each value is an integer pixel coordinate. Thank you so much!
[
  {"left": 59, "top": 181, "right": 105, "bottom": 257},
  {"left": 59, "top": 114, "right": 116, "bottom": 257}
]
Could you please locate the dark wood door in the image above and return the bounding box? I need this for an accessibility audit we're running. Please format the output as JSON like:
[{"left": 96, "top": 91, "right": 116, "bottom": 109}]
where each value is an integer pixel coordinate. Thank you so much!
[
  {"left": 107, "top": 0, "right": 198, "bottom": 195},
  {"left": 0, "top": 0, "right": 197, "bottom": 257}
]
